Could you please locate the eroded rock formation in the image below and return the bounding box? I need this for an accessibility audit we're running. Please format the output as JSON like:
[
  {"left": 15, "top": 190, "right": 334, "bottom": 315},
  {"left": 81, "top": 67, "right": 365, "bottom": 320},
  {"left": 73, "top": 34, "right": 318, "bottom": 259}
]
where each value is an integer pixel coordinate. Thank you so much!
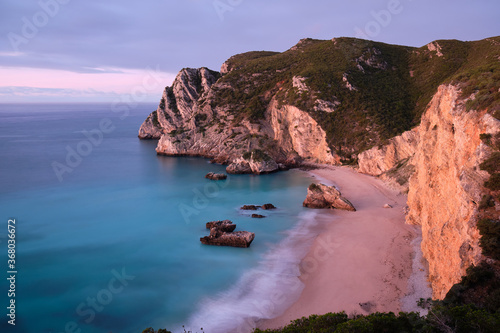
[
  {"left": 303, "top": 183, "right": 356, "bottom": 211},
  {"left": 201, "top": 220, "right": 255, "bottom": 248},
  {"left": 201, "top": 228, "right": 255, "bottom": 248}
]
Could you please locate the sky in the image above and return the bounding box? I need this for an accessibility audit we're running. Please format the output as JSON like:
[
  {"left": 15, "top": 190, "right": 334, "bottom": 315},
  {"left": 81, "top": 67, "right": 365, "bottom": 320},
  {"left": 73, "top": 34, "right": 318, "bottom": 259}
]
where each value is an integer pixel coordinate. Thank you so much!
[{"left": 0, "top": 0, "right": 499, "bottom": 103}]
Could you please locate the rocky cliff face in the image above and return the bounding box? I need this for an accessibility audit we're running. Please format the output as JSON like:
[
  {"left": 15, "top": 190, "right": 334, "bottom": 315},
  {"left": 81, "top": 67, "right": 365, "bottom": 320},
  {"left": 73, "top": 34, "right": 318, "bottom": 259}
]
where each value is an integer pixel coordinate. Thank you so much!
[
  {"left": 140, "top": 67, "right": 338, "bottom": 171},
  {"left": 357, "top": 84, "right": 500, "bottom": 299},
  {"left": 406, "top": 85, "right": 500, "bottom": 299},
  {"left": 358, "top": 129, "right": 418, "bottom": 176}
]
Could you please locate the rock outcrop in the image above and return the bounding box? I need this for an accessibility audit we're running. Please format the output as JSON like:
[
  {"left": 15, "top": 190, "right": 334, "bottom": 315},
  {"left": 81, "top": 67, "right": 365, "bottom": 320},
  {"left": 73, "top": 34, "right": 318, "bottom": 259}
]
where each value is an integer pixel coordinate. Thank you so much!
[
  {"left": 205, "top": 172, "right": 227, "bottom": 180},
  {"left": 240, "top": 203, "right": 277, "bottom": 211},
  {"left": 358, "top": 129, "right": 419, "bottom": 176},
  {"left": 206, "top": 220, "right": 236, "bottom": 232},
  {"left": 200, "top": 228, "right": 255, "bottom": 248},
  {"left": 138, "top": 111, "right": 163, "bottom": 139},
  {"left": 303, "top": 183, "right": 356, "bottom": 211},
  {"left": 141, "top": 66, "right": 339, "bottom": 173},
  {"left": 267, "top": 100, "right": 340, "bottom": 165},
  {"left": 226, "top": 150, "right": 279, "bottom": 174},
  {"left": 241, "top": 205, "right": 259, "bottom": 210},
  {"left": 406, "top": 85, "right": 500, "bottom": 299},
  {"left": 201, "top": 220, "right": 255, "bottom": 248}
]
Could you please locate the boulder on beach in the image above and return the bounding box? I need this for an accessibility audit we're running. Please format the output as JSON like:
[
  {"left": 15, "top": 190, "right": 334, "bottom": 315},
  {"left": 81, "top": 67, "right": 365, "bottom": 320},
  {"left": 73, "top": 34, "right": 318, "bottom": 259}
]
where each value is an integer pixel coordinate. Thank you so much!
[
  {"left": 205, "top": 220, "right": 236, "bottom": 232},
  {"left": 200, "top": 229, "right": 255, "bottom": 248},
  {"left": 205, "top": 172, "right": 227, "bottom": 180},
  {"left": 303, "top": 183, "right": 356, "bottom": 211}
]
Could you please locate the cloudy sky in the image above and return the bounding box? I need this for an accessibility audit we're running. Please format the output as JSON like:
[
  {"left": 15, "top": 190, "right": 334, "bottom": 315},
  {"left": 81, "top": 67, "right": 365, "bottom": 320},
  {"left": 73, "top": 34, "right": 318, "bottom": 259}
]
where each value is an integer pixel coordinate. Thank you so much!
[{"left": 1, "top": 0, "right": 499, "bottom": 102}]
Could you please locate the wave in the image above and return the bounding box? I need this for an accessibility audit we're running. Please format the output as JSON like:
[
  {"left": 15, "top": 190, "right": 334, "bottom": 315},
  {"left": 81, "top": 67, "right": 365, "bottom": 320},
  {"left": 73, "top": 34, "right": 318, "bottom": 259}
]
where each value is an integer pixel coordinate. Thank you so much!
[{"left": 179, "top": 210, "right": 323, "bottom": 333}]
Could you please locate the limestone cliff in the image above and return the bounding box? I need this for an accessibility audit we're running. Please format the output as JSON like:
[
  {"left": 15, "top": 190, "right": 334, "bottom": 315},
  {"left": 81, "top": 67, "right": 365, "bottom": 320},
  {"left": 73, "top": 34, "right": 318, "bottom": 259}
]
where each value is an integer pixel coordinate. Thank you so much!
[
  {"left": 406, "top": 85, "right": 500, "bottom": 299},
  {"left": 358, "top": 84, "right": 499, "bottom": 299},
  {"left": 358, "top": 129, "right": 418, "bottom": 176},
  {"left": 140, "top": 67, "right": 338, "bottom": 171}
]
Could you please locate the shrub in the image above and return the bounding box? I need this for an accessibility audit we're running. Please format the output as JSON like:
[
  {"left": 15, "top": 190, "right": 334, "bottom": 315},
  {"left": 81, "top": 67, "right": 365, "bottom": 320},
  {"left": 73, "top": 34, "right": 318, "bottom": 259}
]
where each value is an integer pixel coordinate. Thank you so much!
[
  {"left": 480, "top": 152, "right": 500, "bottom": 174},
  {"left": 477, "top": 219, "right": 500, "bottom": 260},
  {"left": 194, "top": 113, "right": 208, "bottom": 124},
  {"left": 484, "top": 173, "right": 500, "bottom": 191},
  {"left": 479, "top": 195, "right": 495, "bottom": 210},
  {"left": 151, "top": 111, "right": 160, "bottom": 127},
  {"left": 308, "top": 183, "right": 321, "bottom": 192},
  {"left": 480, "top": 133, "right": 492, "bottom": 145},
  {"left": 243, "top": 149, "right": 271, "bottom": 162}
]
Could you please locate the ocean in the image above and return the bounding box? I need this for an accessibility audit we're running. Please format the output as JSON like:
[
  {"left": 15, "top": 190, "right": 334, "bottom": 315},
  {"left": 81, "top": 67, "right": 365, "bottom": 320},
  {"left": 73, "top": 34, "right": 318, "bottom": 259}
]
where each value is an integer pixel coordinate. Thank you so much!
[{"left": 0, "top": 103, "right": 320, "bottom": 333}]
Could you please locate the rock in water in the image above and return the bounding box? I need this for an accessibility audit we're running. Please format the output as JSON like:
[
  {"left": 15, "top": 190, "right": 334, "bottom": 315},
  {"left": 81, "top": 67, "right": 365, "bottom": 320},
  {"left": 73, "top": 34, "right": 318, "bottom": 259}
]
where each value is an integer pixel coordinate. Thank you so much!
[
  {"left": 303, "top": 183, "right": 356, "bottom": 211},
  {"left": 205, "top": 220, "right": 236, "bottom": 232},
  {"left": 261, "top": 203, "right": 276, "bottom": 210},
  {"left": 251, "top": 214, "right": 266, "bottom": 219},
  {"left": 241, "top": 205, "right": 260, "bottom": 210},
  {"left": 200, "top": 229, "right": 255, "bottom": 248},
  {"left": 205, "top": 172, "right": 227, "bottom": 180}
]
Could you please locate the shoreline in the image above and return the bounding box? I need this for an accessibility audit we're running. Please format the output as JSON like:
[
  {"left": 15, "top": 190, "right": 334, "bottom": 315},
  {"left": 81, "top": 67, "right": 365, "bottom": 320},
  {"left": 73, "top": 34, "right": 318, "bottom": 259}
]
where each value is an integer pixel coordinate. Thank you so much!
[{"left": 258, "top": 165, "right": 431, "bottom": 330}]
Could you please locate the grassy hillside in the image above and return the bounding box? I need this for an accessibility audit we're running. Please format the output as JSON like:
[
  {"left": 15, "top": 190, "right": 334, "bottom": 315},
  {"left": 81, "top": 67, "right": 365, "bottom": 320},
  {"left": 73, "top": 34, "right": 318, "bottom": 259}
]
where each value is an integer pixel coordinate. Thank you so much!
[{"left": 209, "top": 36, "right": 499, "bottom": 160}]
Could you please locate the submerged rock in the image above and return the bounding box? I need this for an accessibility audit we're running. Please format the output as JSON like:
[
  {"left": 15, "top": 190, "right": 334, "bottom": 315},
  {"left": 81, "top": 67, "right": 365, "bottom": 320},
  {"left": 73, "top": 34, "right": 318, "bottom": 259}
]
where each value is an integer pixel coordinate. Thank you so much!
[
  {"left": 205, "top": 172, "right": 227, "bottom": 180},
  {"left": 303, "top": 183, "right": 356, "bottom": 211},
  {"left": 251, "top": 214, "right": 266, "bottom": 219}
]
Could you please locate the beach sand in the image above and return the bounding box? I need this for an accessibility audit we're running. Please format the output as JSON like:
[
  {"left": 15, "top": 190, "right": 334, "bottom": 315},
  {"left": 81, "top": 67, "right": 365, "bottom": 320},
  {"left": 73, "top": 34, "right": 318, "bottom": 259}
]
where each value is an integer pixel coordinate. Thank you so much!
[{"left": 258, "top": 165, "right": 427, "bottom": 330}]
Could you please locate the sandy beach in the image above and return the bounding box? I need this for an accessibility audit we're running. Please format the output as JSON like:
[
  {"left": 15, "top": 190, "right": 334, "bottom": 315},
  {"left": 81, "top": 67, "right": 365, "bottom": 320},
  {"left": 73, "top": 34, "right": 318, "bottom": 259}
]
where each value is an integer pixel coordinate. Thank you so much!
[{"left": 258, "top": 165, "right": 429, "bottom": 330}]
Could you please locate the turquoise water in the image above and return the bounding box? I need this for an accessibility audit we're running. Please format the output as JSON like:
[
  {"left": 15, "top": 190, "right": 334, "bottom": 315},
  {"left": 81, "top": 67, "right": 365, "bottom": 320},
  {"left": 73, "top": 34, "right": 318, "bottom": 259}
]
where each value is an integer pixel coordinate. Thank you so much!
[{"left": 0, "top": 104, "right": 317, "bottom": 333}]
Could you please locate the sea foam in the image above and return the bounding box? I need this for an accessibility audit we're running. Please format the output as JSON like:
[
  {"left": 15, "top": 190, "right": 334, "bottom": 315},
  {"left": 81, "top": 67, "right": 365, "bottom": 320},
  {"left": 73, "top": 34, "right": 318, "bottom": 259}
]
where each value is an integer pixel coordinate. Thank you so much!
[{"left": 180, "top": 210, "right": 321, "bottom": 333}]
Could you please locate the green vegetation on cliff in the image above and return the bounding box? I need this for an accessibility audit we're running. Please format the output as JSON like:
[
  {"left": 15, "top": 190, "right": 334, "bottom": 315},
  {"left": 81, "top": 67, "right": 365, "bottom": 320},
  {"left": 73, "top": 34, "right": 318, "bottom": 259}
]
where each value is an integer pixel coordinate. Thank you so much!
[{"left": 210, "top": 36, "right": 499, "bottom": 158}]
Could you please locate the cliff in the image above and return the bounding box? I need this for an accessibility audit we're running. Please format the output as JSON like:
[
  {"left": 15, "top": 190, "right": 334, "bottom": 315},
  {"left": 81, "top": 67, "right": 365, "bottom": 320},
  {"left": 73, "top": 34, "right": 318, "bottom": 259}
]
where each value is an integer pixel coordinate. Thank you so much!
[
  {"left": 359, "top": 83, "right": 500, "bottom": 299},
  {"left": 140, "top": 66, "right": 338, "bottom": 170},
  {"left": 406, "top": 85, "right": 500, "bottom": 299}
]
